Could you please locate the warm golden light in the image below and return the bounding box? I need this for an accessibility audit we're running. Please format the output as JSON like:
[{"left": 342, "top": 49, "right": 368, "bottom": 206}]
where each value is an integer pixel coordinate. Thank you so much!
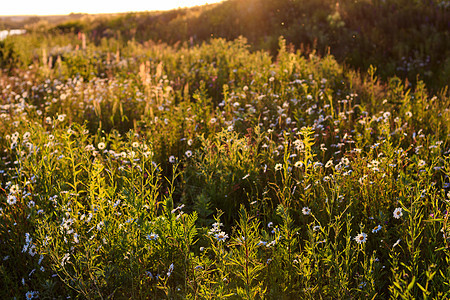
[{"left": 0, "top": 0, "right": 225, "bottom": 16}]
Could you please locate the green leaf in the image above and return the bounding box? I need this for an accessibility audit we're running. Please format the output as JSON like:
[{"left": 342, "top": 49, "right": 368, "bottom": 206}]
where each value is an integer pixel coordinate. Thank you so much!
[{"left": 406, "top": 276, "right": 416, "bottom": 293}]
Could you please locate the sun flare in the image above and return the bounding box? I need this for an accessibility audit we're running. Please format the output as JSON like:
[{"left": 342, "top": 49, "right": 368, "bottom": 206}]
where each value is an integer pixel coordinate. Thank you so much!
[{"left": 1, "top": 0, "right": 225, "bottom": 16}]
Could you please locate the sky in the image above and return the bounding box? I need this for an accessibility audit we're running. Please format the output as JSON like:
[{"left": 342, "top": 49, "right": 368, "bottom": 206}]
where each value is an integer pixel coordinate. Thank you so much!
[{"left": 0, "top": 0, "right": 226, "bottom": 16}]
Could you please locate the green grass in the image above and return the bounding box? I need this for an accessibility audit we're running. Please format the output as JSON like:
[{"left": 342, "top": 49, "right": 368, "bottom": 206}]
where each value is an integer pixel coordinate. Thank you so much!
[
  {"left": 0, "top": 33, "right": 449, "bottom": 299},
  {"left": 18, "top": 0, "right": 448, "bottom": 91}
]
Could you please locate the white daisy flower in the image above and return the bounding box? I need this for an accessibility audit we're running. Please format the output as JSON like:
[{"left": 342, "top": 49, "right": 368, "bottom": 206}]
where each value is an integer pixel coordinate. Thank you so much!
[
  {"left": 98, "top": 142, "right": 106, "bottom": 150},
  {"left": 7, "top": 195, "right": 17, "bottom": 205},
  {"left": 214, "top": 231, "right": 228, "bottom": 242},
  {"left": 25, "top": 291, "right": 37, "bottom": 299},
  {"left": 57, "top": 114, "right": 66, "bottom": 122},
  {"left": 325, "top": 159, "right": 334, "bottom": 168},
  {"left": 354, "top": 232, "right": 367, "bottom": 244},
  {"left": 146, "top": 233, "right": 159, "bottom": 241},
  {"left": 393, "top": 207, "right": 403, "bottom": 219},
  {"left": 372, "top": 225, "right": 382, "bottom": 233},
  {"left": 302, "top": 207, "right": 311, "bottom": 215}
]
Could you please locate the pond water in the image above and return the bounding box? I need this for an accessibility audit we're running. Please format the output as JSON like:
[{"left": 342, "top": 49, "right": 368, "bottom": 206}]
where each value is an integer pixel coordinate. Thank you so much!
[{"left": 0, "top": 29, "right": 26, "bottom": 41}]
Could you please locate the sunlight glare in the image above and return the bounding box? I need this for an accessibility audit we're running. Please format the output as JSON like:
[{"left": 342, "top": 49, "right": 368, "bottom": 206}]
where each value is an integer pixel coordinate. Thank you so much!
[{"left": 1, "top": 0, "right": 225, "bottom": 16}]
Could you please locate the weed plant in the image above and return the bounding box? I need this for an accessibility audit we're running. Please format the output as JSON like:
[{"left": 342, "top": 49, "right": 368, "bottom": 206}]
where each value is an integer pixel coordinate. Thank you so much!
[{"left": 0, "top": 36, "right": 449, "bottom": 299}]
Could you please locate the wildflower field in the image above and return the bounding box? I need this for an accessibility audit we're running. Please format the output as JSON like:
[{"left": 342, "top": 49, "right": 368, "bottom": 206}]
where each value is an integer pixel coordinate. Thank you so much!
[{"left": 1, "top": 22, "right": 450, "bottom": 299}]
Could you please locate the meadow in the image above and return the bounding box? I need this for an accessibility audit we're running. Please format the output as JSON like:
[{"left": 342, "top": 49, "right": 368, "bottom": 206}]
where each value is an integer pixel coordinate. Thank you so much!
[{"left": 1, "top": 11, "right": 450, "bottom": 299}]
